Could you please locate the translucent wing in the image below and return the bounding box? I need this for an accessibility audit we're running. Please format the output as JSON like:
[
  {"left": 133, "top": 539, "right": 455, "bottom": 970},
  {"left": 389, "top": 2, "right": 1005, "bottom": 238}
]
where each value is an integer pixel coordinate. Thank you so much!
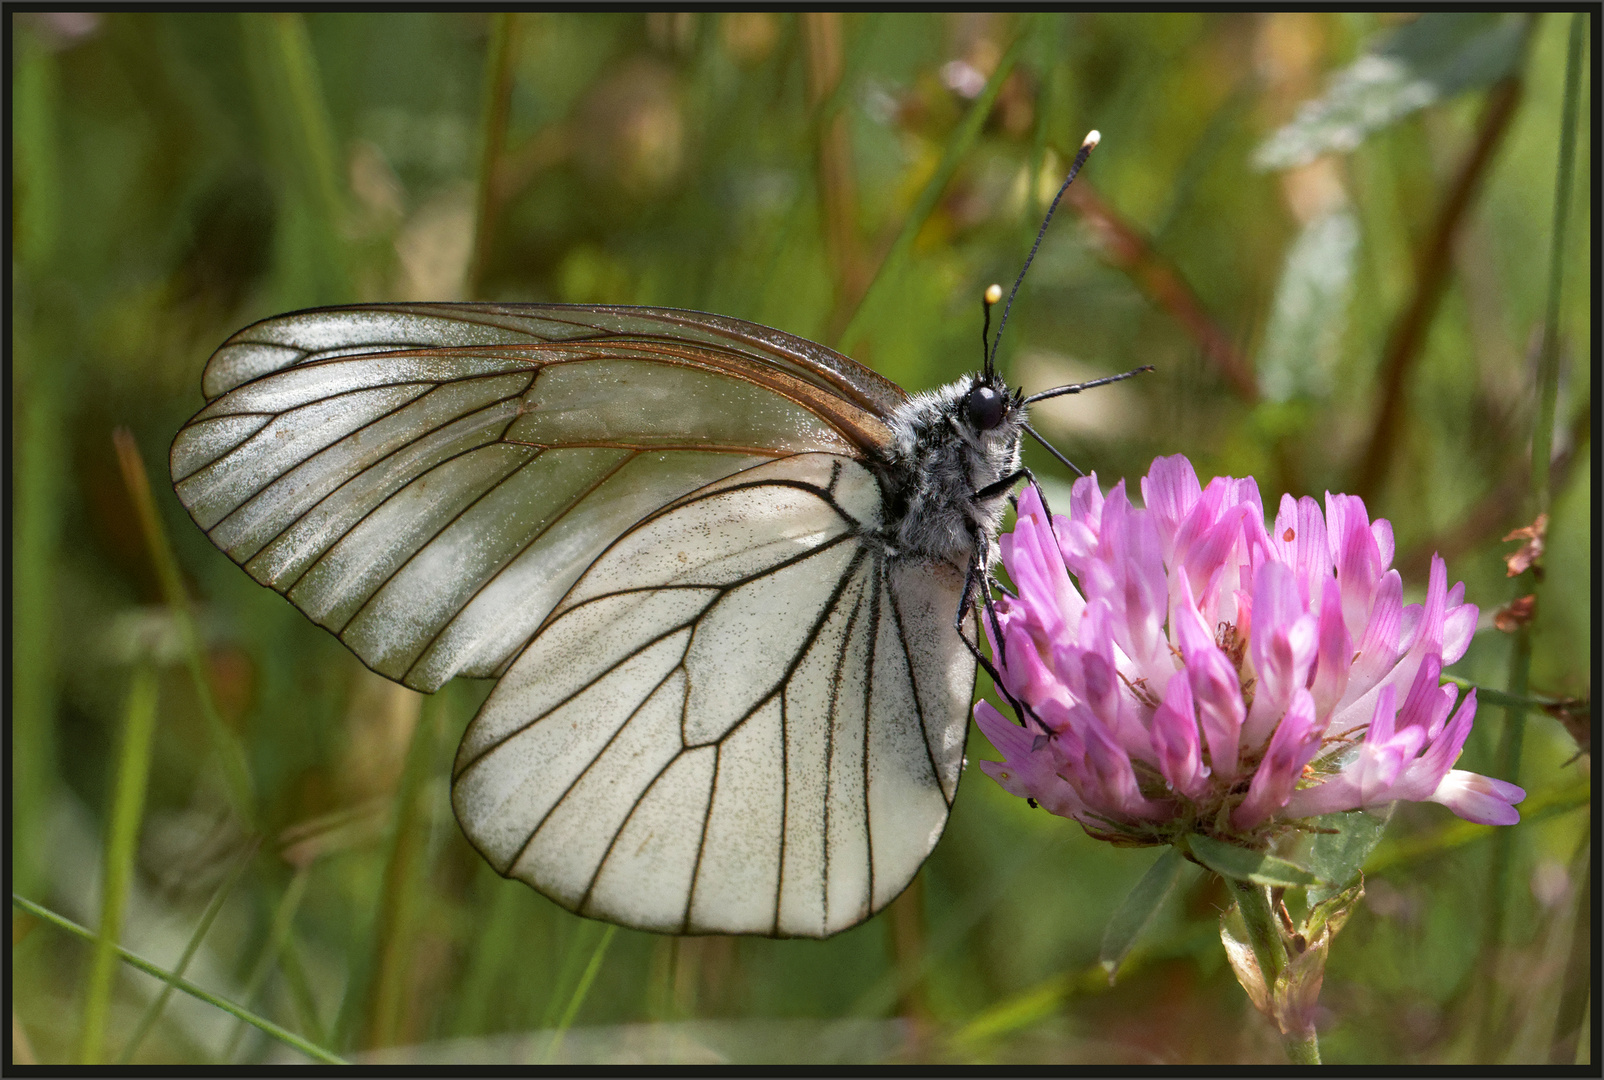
[
  {"left": 450, "top": 454, "right": 974, "bottom": 937},
  {"left": 172, "top": 304, "right": 971, "bottom": 938}
]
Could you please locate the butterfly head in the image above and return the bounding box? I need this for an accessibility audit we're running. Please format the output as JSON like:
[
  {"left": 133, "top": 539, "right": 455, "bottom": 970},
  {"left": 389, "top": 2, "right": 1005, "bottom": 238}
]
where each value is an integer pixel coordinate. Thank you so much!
[{"left": 961, "top": 375, "right": 1025, "bottom": 435}]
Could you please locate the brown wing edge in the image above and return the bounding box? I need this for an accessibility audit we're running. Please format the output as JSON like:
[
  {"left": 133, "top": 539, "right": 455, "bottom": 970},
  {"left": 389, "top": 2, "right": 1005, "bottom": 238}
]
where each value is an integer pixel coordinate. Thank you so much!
[{"left": 202, "top": 302, "right": 909, "bottom": 421}]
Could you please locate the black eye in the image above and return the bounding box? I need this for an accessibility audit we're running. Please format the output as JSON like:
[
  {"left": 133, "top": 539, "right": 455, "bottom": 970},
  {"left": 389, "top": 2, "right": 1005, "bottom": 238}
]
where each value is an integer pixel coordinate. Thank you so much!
[{"left": 966, "top": 384, "right": 1006, "bottom": 430}]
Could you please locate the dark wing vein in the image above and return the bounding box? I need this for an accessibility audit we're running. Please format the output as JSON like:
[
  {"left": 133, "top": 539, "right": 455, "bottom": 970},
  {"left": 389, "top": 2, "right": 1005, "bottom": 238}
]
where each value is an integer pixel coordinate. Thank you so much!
[
  {"left": 496, "top": 656, "right": 690, "bottom": 877},
  {"left": 682, "top": 544, "right": 871, "bottom": 930},
  {"left": 819, "top": 563, "right": 869, "bottom": 936},
  {"left": 398, "top": 449, "right": 643, "bottom": 685},
  {"left": 204, "top": 375, "right": 532, "bottom": 551},
  {"left": 862, "top": 558, "right": 882, "bottom": 908},
  {"left": 455, "top": 531, "right": 863, "bottom": 774},
  {"left": 885, "top": 578, "right": 949, "bottom": 807}
]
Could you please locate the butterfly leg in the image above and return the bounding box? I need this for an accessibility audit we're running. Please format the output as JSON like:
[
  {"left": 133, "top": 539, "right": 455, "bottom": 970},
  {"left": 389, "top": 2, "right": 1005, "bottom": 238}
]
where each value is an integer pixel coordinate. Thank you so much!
[{"left": 955, "top": 538, "right": 1051, "bottom": 733}]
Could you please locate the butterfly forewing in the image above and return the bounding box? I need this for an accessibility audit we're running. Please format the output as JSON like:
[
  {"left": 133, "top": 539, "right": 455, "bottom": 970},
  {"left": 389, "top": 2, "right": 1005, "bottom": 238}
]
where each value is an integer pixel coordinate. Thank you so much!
[
  {"left": 171, "top": 303, "right": 976, "bottom": 938},
  {"left": 172, "top": 336, "right": 873, "bottom": 691}
]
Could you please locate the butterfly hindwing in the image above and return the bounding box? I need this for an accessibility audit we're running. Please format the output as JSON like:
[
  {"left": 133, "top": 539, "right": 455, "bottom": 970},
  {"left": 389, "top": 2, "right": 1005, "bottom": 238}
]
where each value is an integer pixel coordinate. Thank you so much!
[{"left": 450, "top": 454, "right": 974, "bottom": 937}]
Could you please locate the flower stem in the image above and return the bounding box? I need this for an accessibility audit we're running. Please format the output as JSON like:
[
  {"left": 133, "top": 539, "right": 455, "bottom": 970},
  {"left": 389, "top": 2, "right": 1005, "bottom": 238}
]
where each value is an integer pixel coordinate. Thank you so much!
[
  {"left": 1283, "top": 1029, "right": 1322, "bottom": 1066},
  {"left": 1235, "top": 883, "right": 1321, "bottom": 1065}
]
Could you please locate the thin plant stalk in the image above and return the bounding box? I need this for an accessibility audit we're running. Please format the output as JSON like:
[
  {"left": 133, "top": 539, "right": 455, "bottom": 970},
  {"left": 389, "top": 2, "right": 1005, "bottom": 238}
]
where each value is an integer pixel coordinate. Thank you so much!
[
  {"left": 1351, "top": 59, "right": 1528, "bottom": 499},
  {"left": 237, "top": 11, "right": 351, "bottom": 306},
  {"left": 221, "top": 863, "right": 313, "bottom": 1061},
  {"left": 15, "top": 894, "right": 345, "bottom": 1065},
  {"left": 1477, "top": 13, "right": 1586, "bottom": 1059},
  {"left": 539, "top": 918, "right": 601, "bottom": 1030},
  {"left": 277, "top": 932, "right": 329, "bottom": 1051},
  {"left": 1235, "top": 883, "right": 1320, "bottom": 1066},
  {"left": 543, "top": 924, "right": 618, "bottom": 1064},
  {"left": 118, "top": 839, "right": 261, "bottom": 1063},
  {"left": 268, "top": 11, "right": 352, "bottom": 298},
  {"left": 13, "top": 29, "right": 65, "bottom": 901},
  {"left": 468, "top": 12, "right": 518, "bottom": 296},
  {"left": 113, "top": 430, "right": 256, "bottom": 827},
  {"left": 1527, "top": 11, "right": 1585, "bottom": 515},
  {"left": 834, "top": 32, "right": 1025, "bottom": 355},
  {"left": 337, "top": 689, "right": 434, "bottom": 1050},
  {"left": 77, "top": 665, "right": 160, "bottom": 1064}
]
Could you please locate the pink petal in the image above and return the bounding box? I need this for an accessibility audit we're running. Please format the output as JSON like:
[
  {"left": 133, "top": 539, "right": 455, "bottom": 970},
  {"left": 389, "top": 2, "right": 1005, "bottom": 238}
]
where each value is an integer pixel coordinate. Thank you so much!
[
  {"left": 1396, "top": 654, "right": 1448, "bottom": 734},
  {"left": 1335, "top": 570, "right": 1405, "bottom": 726},
  {"left": 1372, "top": 516, "right": 1395, "bottom": 570},
  {"left": 1078, "top": 718, "right": 1165, "bottom": 819},
  {"left": 1271, "top": 494, "right": 1333, "bottom": 606},
  {"left": 1441, "top": 600, "right": 1478, "bottom": 665},
  {"left": 1244, "top": 561, "right": 1319, "bottom": 748},
  {"left": 1428, "top": 769, "right": 1525, "bottom": 826},
  {"left": 974, "top": 701, "right": 1087, "bottom": 818},
  {"left": 1328, "top": 493, "right": 1383, "bottom": 642},
  {"left": 1174, "top": 576, "right": 1245, "bottom": 779},
  {"left": 1061, "top": 473, "right": 1105, "bottom": 566},
  {"left": 1171, "top": 475, "right": 1232, "bottom": 570},
  {"left": 1182, "top": 503, "right": 1249, "bottom": 605},
  {"left": 1150, "top": 669, "right": 1209, "bottom": 797},
  {"left": 1310, "top": 576, "right": 1352, "bottom": 721},
  {"left": 1233, "top": 688, "right": 1322, "bottom": 829},
  {"left": 1140, "top": 454, "right": 1203, "bottom": 560}
]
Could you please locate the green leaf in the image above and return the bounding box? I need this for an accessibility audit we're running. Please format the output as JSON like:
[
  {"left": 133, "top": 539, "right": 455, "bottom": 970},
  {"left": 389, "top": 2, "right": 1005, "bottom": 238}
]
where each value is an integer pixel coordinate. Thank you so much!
[
  {"left": 1255, "top": 13, "right": 1530, "bottom": 170},
  {"left": 1186, "top": 835, "right": 1327, "bottom": 888},
  {"left": 1256, "top": 208, "right": 1359, "bottom": 403},
  {"left": 1301, "top": 807, "right": 1392, "bottom": 905},
  {"left": 1099, "top": 846, "right": 1186, "bottom": 980}
]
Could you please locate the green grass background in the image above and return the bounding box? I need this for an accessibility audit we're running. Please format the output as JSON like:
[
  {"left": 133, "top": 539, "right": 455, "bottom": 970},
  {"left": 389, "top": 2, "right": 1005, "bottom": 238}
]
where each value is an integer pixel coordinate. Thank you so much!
[{"left": 10, "top": 11, "right": 1591, "bottom": 1065}]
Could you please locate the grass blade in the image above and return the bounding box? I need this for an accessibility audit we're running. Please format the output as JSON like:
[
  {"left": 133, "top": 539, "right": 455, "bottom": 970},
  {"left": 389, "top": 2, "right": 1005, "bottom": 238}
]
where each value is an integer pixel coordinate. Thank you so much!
[
  {"left": 118, "top": 839, "right": 261, "bottom": 1063},
  {"left": 334, "top": 688, "right": 432, "bottom": 1051},
  {"left": 1476, "top": 15, "right": 1586, "bottom": 1058},
  {"left": 543, "top": 924, "right": 617, "bottom": 1064},
  {"left": 113, "top": 429, "right": 256, "bottom": 828},
  {"left": 221, "top": 863, "right": 312, "bottom": 1061},
  {"left": 468, "top": 12, "right": 518, "bottom": 296},
  {"left": 12, "top": 30, "right": 65, "bottom": 900},
  {"left": 15, "top": 894, "right": 345, "bottom": 1065},
  {"left": 833, "top": 31, "right": 1025, "bottom": 355},
  {"left": 77, "top": 665, "right": 160, "bottom": 1064},
  {"left": 277, "top": 931, "right": 329, "bottom": 1051},
  {"left": 238, "top": 11, "right": 352, "bottom": 305},
  {"left": 1528, "top": 9, "right": 1585, "bottom": 519}
]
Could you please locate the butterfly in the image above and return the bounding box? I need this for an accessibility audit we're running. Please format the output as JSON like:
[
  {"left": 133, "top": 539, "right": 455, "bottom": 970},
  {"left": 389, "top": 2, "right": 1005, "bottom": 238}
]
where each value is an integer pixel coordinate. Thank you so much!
[{"left": 169, "top": 132, "right": 1136, "bottom": 938}]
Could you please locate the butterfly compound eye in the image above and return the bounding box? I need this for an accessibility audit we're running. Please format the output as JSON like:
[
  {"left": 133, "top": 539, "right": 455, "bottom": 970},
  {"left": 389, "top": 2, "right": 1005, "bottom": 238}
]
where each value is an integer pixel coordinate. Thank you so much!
[{"left": 966, "top": 384, "right": 1007, "bottom": 431}]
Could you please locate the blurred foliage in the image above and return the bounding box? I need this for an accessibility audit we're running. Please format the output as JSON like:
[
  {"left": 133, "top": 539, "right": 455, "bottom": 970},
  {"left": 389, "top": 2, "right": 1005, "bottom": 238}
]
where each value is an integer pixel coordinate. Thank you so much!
[{"left": 10, "top": 11, "right": 1591, "bottom": 1066}]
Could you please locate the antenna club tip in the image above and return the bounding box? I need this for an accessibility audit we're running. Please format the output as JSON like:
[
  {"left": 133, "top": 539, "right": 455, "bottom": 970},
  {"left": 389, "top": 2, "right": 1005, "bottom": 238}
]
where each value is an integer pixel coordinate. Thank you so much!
[
  {"left": 1083, "top": 130, "right": 1101, "bottom": 150},
  {"left": 984, "top": 283, "right": 1003, "bottom": 305}
]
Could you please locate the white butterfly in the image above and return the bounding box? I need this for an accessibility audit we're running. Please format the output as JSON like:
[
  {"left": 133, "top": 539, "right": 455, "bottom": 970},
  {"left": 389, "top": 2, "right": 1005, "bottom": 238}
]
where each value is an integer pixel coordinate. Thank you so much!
[{"left": 170, "top": 136, "right": 1128, "bottom": 938}]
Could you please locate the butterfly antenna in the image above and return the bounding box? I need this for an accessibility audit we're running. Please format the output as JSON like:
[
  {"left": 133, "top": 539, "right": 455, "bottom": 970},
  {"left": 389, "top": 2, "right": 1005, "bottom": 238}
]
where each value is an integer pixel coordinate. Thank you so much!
[
  {"left": 1023, "top": 364, "right": 1153, "bottom": 404},
  {"left": 987, "top": 129, "right": 1100, "bottom": 371},
  {"left": 979, "top": 283, "right": 1003, "bottom": 380}
]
